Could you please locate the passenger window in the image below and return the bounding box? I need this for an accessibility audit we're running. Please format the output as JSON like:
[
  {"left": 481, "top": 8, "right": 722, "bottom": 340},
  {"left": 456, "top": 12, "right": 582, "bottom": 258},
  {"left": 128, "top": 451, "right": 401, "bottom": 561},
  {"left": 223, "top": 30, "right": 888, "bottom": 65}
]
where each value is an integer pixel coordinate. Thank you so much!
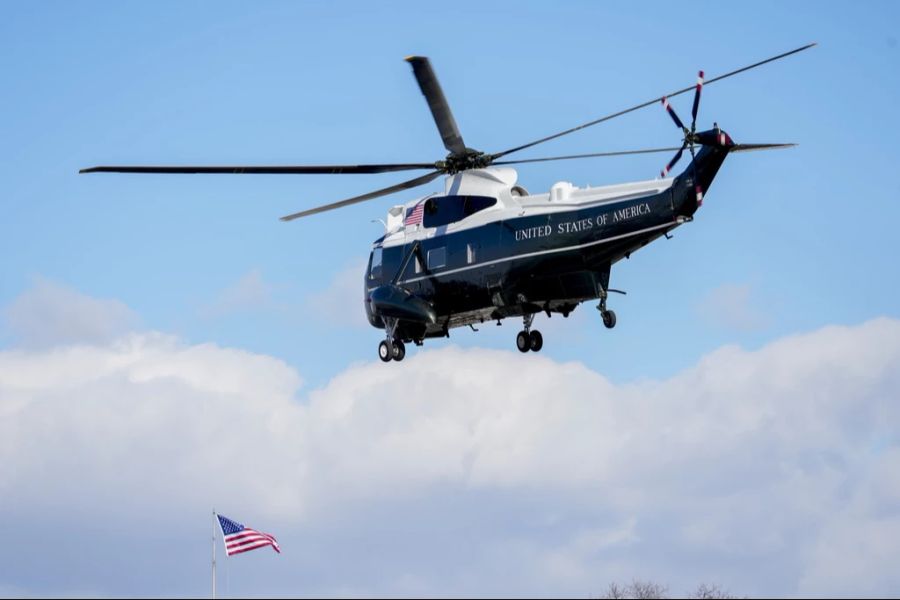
[
  {"left": 427, "top": 247, "right": 446, "bottom": 269},
  {"left": 415, "top": 254, "right": 422, "bottom": 274},
  {"left": 369, "top": 247, "right": 382, "bottom": 279},
  {"left": 467, "top": 243, "right": 478, "bottom": 264}
]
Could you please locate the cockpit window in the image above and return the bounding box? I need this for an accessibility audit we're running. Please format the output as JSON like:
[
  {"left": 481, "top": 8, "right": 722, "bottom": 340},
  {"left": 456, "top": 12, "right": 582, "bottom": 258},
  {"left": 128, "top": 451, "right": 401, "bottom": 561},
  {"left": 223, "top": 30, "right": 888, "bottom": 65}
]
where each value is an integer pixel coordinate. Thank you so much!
[
  {"left": 463, "top": 195, "right": 496, "bottom": 215},
  {"left": 369, "top": 247, "right": 383, "bottom": 279},
  {"left": 422, "top": 195, "right": 497, "bottom": 228}
]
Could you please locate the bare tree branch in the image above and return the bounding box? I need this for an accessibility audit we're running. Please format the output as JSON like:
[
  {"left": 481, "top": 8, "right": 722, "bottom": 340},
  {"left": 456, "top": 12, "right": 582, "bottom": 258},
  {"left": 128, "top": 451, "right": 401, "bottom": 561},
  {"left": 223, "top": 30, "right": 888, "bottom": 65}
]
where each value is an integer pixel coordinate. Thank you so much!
[
  {"left": 599, "top": 580, "right": 742, "bottom": 599},
  {"left": 599, "top": 579, "right": 669, "bottom": 599},
  {"left": 689, "top": 583, "right": 740, "bottom": 599}
]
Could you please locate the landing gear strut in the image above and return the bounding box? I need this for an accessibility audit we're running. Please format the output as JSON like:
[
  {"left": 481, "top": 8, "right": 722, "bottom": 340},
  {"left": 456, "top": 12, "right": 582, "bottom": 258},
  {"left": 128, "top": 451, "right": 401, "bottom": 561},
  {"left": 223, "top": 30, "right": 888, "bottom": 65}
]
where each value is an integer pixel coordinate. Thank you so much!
[
  {"left": 596, "top": 287, "right": 617, "bottom": 329},
  {"left": 378, "top": 317, "right": 406, "bottom": 362},
  {"left": 516, "top": 313, "right": 543, "bottom": 353}
]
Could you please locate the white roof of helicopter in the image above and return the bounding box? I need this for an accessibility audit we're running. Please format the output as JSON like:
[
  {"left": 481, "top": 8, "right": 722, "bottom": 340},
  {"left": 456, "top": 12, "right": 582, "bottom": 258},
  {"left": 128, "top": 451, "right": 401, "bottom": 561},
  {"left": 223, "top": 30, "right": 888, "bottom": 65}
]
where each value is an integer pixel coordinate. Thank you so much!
[{"left": 379, "top": 167, "right": 674, "bottom": 247}]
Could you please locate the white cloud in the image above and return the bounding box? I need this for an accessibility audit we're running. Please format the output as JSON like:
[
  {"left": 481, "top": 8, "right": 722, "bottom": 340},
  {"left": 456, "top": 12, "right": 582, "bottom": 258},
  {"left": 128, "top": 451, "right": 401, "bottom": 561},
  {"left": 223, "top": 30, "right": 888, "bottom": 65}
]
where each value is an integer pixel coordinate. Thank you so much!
[
  {"left": 305, "top": 261, "right": 369, "bottom": 328},
  {"left": 697, "top": 282, "right": 770, "bottom": 331},
  {"left": 201, "top": 268, "right": 274, "bottom": 317},
  {"left": 2, "top": 280, "right": 900, "bottom": 597},
  {"left": 797, "top": 447, "right": 900, "bottom": 597},
  {"left": 2, "top": 277, "right": 139, "bottom": 349}
]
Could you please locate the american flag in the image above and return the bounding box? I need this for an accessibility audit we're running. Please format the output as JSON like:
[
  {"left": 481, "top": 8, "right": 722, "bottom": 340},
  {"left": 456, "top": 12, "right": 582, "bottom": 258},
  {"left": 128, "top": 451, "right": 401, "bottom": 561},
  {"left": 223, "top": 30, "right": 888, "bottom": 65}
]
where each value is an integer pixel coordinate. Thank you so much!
[
  {"left": 404, "top": 200, "right": 424, "bottom": 226},
  {"left": 217, "top": 514, "right": 281, "bottom": 556}
]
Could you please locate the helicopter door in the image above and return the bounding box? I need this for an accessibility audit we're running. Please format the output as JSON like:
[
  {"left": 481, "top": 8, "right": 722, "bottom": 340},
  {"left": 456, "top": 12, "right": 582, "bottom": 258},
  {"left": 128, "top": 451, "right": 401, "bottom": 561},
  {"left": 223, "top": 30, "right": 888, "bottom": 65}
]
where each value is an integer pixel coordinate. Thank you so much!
[
  {"left": 397, "top": 241, "right": 426, "bottom": 295},
  {"left": 479, "top": 221, "right": 504, "bottom": 308}
]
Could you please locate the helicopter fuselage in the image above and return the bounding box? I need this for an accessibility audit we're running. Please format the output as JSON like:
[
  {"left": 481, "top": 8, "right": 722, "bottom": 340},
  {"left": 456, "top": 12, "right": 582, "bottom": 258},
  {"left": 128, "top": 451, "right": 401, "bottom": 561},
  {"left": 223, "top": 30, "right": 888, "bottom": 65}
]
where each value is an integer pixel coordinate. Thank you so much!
[
  {"left": 364, "top": 140, "right": 729, "bottom": 343},
  {"left": 77, "top": 42, "right": 812, "bottom": 362}
]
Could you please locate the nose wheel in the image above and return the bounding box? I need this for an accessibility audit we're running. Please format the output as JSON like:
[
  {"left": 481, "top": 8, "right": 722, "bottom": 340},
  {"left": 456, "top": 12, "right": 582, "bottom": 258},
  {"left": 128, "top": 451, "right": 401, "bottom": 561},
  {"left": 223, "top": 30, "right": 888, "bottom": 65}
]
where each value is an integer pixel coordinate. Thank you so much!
[
  {"left": 377, "top": 317, "right": 406, "bottom": 362},
  {"left": 528, "top": 330, "right": 543, "bottom": 351},
  {"left": 516, "top": 330, "right": 529, "bottom": 352},
  {"left": 378, "top": 340, "right": 393, "bottom": 362},
  {"left": 516, "top": 313, "right": 543, "bottom": 353},
  {"left": 378, "top": 338, "right": 406, "bottom": 362}
]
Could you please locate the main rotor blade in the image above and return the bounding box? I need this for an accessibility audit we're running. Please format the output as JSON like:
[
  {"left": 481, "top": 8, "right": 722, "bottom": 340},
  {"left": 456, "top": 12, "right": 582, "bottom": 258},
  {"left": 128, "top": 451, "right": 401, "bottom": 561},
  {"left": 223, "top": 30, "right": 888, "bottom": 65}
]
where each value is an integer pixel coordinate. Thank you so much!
[
  {"left": 495, "top": 143, "right": 799, "bottom": 166},
  {"left": 79, "top": 163, "right": 437, "bottom": 175},
  {"left": 490, "top": 42, "right": 816, "bottom": 160},
  {"left": 729, "top": 143, "right": 797, "bottom": 153},
  {"left": 279, "top": 170, "right": 444, "bottom": 222},
  {"left": 405, "top": 56, "right": 467, "bottom": 156},
  {"left": 492, "top": 146, "right": 685, "bottom": 166}
]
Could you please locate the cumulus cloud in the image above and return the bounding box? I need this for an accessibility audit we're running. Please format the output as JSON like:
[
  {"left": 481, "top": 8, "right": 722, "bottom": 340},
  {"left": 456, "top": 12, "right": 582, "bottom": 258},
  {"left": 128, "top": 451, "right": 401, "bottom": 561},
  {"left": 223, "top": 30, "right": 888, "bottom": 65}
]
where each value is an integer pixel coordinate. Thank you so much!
[
  {"left": 2, "top": 280, "right": 900, "bottom": 597},
  {"left": 201, "top": 268, "right": 274, "bottom": 317},
  {"left": 305, "top": 261, "right": 369, "bottom": 328},
  {"left": 697, "top": 282, "right": 770, "bottom": 331},
  {"left": 2, "top": 277, "right": 139, "bottom": 349}
]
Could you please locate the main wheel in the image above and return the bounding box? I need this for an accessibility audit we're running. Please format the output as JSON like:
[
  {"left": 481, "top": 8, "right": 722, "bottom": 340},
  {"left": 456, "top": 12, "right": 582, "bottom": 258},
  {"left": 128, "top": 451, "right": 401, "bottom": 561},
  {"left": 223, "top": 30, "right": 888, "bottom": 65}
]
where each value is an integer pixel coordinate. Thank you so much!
[
  {"left": 516, "top": 330, "right": 530, "bottom": 353},
  {"left": 529, "top": 330, "right": 543, "bottom": 352},
  {"left": 392, "top": 340, "right": 406, "bottom": 361},
  {"left": 378, "top": 340, "right": 393, "bottom": 362},
  {"left": 602, "top": 309, "right": 617, "bottom": 329}
]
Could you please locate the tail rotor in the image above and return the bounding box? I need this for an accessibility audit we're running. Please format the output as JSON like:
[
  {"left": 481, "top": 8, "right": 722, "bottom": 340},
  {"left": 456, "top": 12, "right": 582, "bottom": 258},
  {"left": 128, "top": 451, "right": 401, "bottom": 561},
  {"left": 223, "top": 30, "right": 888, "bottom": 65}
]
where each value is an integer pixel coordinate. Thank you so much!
[{"left": 659, "top": 70, "right": 705, "bottom": 179}]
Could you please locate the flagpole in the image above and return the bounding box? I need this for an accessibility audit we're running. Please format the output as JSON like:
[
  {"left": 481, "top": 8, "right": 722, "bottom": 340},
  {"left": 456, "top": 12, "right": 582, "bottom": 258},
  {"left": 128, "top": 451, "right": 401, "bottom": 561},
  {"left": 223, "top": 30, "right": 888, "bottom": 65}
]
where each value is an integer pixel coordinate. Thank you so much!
[{"left": 212, "top": 509, "right": 217, "bottom": 600}]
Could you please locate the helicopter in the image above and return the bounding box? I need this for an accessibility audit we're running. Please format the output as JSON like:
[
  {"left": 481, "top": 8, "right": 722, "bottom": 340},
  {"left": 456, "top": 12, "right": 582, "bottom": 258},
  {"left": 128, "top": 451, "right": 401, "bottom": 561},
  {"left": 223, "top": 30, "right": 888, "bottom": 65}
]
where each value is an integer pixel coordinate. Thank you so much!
[{"left": 81, "top": 43, "right": 815, "bottom": 362}]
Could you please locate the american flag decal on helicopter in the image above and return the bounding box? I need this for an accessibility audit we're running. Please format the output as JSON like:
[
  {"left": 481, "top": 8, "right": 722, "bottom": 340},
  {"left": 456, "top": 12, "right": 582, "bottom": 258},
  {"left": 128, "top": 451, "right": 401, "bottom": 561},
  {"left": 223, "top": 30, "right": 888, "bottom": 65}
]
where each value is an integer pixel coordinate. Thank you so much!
[{"left": 404, "top": 199, "right": 425, "bottom": 226}]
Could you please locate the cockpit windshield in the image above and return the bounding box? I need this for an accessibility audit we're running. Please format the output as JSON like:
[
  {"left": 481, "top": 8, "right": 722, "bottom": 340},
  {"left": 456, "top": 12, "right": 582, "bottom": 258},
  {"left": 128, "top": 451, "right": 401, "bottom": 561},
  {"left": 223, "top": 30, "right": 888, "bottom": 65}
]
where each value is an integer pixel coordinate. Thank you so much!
[{"left": 368, "top": 246, "right": 383, "bottom": 280}]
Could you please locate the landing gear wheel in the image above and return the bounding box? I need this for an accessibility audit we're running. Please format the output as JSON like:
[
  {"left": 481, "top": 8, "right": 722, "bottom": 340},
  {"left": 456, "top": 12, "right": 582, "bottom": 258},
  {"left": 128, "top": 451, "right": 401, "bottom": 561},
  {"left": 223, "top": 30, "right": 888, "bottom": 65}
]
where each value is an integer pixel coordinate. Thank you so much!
[
  {"left": 392, "top": 340, "right": 406, "bottom": 361},
  {"left": 378, "top": 340, "right": 393, "bottom": 362},
  {"left": 602, "top": 310, "right": 617, "bottom": 329},
  {"left": 516, "top": 330, "right": 530, "bottom": 353},
  {"left": 529, "top": 330, "right": 543, "bottom": 352}
]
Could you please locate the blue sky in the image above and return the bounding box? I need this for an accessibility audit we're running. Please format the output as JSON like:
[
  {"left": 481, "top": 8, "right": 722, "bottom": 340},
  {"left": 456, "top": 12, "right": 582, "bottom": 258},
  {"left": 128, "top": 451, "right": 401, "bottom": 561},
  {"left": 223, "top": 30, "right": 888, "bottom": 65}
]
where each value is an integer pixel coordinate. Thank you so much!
[
  {"left": 1, "top": 1, "right": 897, "bottom": 384},
  {"left": 2, "top": 2, "right": 900, "bottom": 598}
]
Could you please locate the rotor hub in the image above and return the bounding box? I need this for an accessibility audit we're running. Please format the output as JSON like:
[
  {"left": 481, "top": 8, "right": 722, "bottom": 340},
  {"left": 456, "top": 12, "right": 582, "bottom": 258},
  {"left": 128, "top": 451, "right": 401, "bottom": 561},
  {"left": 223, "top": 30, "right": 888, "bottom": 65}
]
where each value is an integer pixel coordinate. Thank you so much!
[
  {"left": 683, "top": 129, "right": 699, "bottom": 147},
  {"left": 439, "top": 149, "right": 492, "bottom": 174}
]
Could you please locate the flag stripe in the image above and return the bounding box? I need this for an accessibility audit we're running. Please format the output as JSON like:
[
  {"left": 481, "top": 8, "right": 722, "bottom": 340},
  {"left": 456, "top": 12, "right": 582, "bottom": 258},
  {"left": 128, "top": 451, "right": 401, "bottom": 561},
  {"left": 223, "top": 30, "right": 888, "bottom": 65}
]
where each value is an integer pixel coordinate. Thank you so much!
[
  {"left": 227, "top": 537, "right": 281, "bottom": 551},
  {"left": 228, "top": 539, "right": 272, "bottom": 552},
  {"left": 225, "top": 538, "right": 280, "bottom": 555},
  {"left": 225, "top": 529, "right": 275, "bottom": 542},
  {"left": 227, "top": 537, "right": 270, "bottom": 549},
  {"left": 225, "top": 535, "right": 276, "bottom": 547},
  {"left": 230, "top": 542, "right": 281, "bottom": 555},
  {"left": 227, "top": 536, "right": 277, "bottom": 547},
  {"left": 226, "top": 535, "right": 276, "bottom": 549}
]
